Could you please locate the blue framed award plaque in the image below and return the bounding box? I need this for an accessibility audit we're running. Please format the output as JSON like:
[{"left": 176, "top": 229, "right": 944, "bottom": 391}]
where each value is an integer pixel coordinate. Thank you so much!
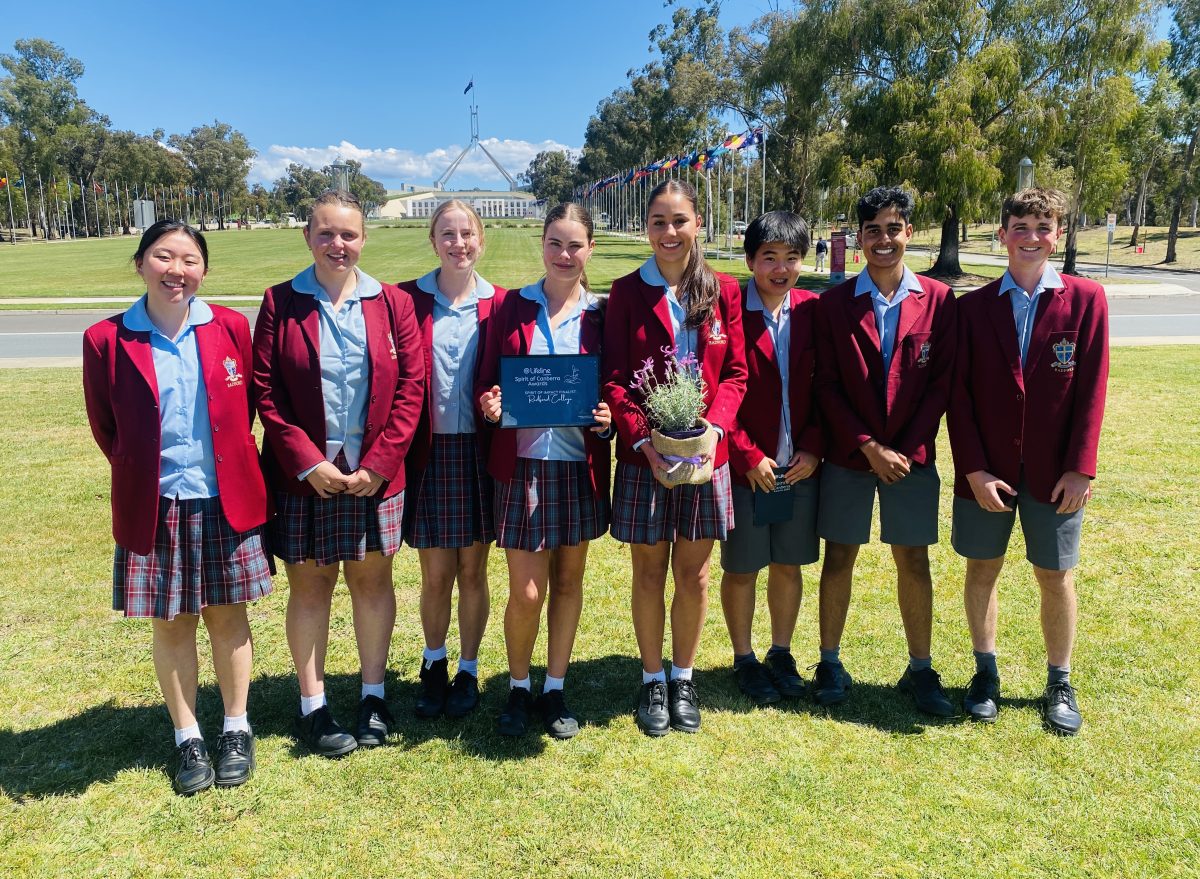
[{"left": 499, "top": 354, "right": 601, "bottom": 429}]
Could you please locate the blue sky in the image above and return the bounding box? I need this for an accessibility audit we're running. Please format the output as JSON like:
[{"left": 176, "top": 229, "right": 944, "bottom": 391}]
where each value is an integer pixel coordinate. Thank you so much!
[{"left": 5, "top": 0, "right": 773, "bottom": 191}]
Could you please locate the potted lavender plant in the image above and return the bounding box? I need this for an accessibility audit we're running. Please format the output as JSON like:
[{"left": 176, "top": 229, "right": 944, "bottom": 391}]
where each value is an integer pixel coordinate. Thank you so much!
[{"left": 630, "top": 346, "right": 716, "bottom": 486}]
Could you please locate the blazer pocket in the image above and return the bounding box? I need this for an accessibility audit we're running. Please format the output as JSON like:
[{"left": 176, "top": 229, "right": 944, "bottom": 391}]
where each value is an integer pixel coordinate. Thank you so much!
[
  {"left": 902, "top": 332, "right": 933, "bottom": 369},
  {"left": 1040, "top": 330, "right": 1079, "bottom": 379}
]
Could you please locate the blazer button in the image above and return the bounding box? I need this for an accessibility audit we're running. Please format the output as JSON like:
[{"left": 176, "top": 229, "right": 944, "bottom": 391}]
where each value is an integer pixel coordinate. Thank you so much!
[
  {"left": 366, "top": 422, "right": 374, "bottom": 431},
  {"left": 371, "top": 395, "right": 377, "bottom": 403},
  {"left": 217, "top": 454, "right": 224, "bottom": 462},
  {"left": 213, "top": 424, "right": 220, "bottom": 432},
  {"left": 1016, "top": 393, "right": 1024, "bottom": 401},
  {"left": 1012, "top": 438, "right": 1021, "bottom": 446}
]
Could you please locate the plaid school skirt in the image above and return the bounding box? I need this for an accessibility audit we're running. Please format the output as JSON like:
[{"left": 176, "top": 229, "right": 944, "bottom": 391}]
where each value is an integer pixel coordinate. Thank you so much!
[
  {"left": 493, "top": 458, "right": 610, "bottom": 552},
  {"left": 609, "top": 461, "right": 735, "bottom": 545},
  {"left": 113, "top": 496, "right": 273, "bottom": 621},
  {"left": 270, "top": 452, "right": 404, "bottom": 566},
  {"left": 404, "top": 433, "right": 495, "bottom": 549}
]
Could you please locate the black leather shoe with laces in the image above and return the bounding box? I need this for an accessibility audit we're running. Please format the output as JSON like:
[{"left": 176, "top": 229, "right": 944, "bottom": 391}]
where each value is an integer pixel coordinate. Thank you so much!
[
  {"left": 636, "top": 680, "right": 671, "bottom": 737},
  {"left": 668, "top": 678, "right": 701, "bottom": 733},
  {"left": 497, "top": 686, "right": 533, "bottom": 736},
  {"left": 809, "top": 659, "right": 853, "bottom": 706},
  {"left": 445, "top": 670, "right": 480, "bottom": 718},
  {"left": 213, "top": 729, "right": 255, "bottom": 787},
  {"left": 172, "top": 737, "right": 215, "bottom": 796},
  {"left": 295, "top": 705, "right": 358, "bottom": 758},
  {"left": 735, "top": 659, "right": 781, "bottom": 706},
  {"left": 963, "top": 670, "right": 1001, "bottom": 723},
  {"left": 415, "top": 657, "right": 449, "bottom": 718},
  {"left": 898, "top": 666, "right": 955, "bottom": 717},
  {"left": 356, "top": 695, "right": 393, "bottom": 747},
  {"left": 1042, "top": 680, "right": 1083, "bottom": 735},
  {"left": 535, "top": 689, "right": 580, "bottom": 739},
  {"left": 764, "top": 649, "right": 806, "bottom": 698}
]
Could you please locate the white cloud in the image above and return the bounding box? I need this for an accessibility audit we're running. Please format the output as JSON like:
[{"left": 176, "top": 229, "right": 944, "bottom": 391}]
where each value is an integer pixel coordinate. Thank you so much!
[{"left": 249, "top": 138, "right": 580, "bottom": 188}]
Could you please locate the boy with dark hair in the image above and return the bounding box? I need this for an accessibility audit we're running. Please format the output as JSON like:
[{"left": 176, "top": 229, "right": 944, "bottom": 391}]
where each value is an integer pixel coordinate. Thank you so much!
[
  {"left": 810, "top": 185, "right": 957, "bottom": 716},
  {"left": 721, "top": 211, "right": 821, "bottom": 705},
  {"left": 948, "top": 187, "right": 1108, "bottom": 735}
]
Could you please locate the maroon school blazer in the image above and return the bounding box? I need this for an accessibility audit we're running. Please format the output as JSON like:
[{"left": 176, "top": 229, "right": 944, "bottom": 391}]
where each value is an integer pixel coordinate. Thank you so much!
[
  {"left": 252, "top": 279, "right": 425, "bottom": 499},
  {"left": 602, "top": 270, "right": 748, "bottom": 470},
  {"left": 727, "top": 286, "right": 823, "bottom": 487},
  {"left": 82, "top": 305, "right": 269, "bottom": 555},
  {"left": 813, "top": 273, "right": 956, "bottom": 471},
  {"left": 948, "top": 274, "right": 1109, "bottom": 504}
]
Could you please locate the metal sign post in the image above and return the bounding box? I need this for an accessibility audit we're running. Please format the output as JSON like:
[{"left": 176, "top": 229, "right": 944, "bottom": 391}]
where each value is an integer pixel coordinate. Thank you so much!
[{"left": 1105, "top": 213, "right": 1116, "bottom": 278}]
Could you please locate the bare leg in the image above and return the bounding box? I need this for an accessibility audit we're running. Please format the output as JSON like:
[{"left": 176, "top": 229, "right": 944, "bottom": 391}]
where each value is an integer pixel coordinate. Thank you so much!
[
  {"left": 284, "top": 559, "right": 340, "bottom": 698},
  {"left": 669, "top": 538, "right": 715, "bottom": 669},
  {"left": 456, "top": 541, "right": 491, "bottom": 662},
  {"left": 964, "top": 557, "right": 1005, "bottom": 653},
  {"left": 503, "top": 547, "right": 549, "bottom": 682},
  {"left": 631, "top": 542, "right": 671, "bottom": 673},
  {"left": 720, "top": 570, "right": 759, "bottom": 657},
  {"left": 546, "top": 543, "right": 589, "bottom": 679},
  {"left": 201, "top": 603, "right": 253, "bottom": 718},
  {"left": 152, "top": 614, "right": 201, "bottom": 730},
  {"left": 343, "top": 552, "right": 397, "bottom": 686},
  {"left": 765, "top": 563, "right": 803, "bottom": 650},
  {"left": 892, "top": 544, "right": 934, "bottom": 659},
  {"left": 1033, "top": 565, "right": 1076, "bottom": 669},
  {"left": 818, "top": 541, "right": 859, "bottom": 651},
  {"left": 418, "top": 546, "right": 458, "bottom": 651}
]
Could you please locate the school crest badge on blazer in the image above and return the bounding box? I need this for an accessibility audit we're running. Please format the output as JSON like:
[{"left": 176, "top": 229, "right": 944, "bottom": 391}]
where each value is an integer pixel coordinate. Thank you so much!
[
  {"left": 1051, "top": 338, "right": 1076, "bottom": 372},
  {"left": 707, "top": 318, "right": 727, "bottom": 345},
  {"left": 223, "top": 355, "right": 244, "bottom": 387}
]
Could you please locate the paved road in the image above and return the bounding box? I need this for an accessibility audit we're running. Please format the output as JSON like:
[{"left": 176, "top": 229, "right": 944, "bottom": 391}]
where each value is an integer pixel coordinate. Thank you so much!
[{"left": 2, "top": 298, "right": 1198, "bottom": 366}]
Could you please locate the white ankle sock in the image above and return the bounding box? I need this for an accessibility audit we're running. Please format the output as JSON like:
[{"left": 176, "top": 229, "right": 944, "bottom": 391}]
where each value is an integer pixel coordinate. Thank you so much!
[
  {"left": 174, "top": 723, "right": 202, "bottom": 746},
  {"left": 423, "top": 644, "right": 448, "bottom": 667},
  {"left": 510, "top": 676, "right": 531, "bottom": 691},
  {"left": 222, "top": 713, "right": 250, "bottom": 734},
  {"left": 458, "top": 657, "right": 479, "bottom": 677},
  {"left": 299, "top": 692, "right": 326, "bottom": 716},
  {"left": 543, "top": 674, "right": 565, "bottom": 693},
  {"left": 361, "top": 681, "right": 385, "bottom": 700},
  {"left": 670, "top": 665, "right": 693, "bottom": 681},
  {"left": 642, "top": 668, "right": 667, "bottom": 685}
]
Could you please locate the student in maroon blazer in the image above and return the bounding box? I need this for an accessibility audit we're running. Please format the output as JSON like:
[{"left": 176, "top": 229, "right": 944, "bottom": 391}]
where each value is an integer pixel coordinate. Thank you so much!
[
  {"left": 811, "top": 186, "right": 956, "bottom": 718},
  {"left": 720, "top": 211, "right": 822, "bottom": 708},
  {"left": 476, "top": 203, "right": 613, "bottom": 740},
  {"left": 948, "top": 187, "right": 1109, "bottom": 736},
  {"left": 253, "top": 190, "right": 424, "bottom": 758},
  {"left": 83, "top": 220, "right": 272, "bottom": 795},
  {"left": 603, "top": 179, "right": 748, "bottom": 737},
  {"left": 396, "top": 199, "right": 505, "bottom": 722}
]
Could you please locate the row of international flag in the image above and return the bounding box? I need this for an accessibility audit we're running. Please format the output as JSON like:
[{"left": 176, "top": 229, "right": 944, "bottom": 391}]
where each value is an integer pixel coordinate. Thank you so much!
[
  {"left": 583, "top": 127, "right": 764, "bottom": 197},
  {"left": 1, "top": 174, "right": 217, "bottom": 198}
]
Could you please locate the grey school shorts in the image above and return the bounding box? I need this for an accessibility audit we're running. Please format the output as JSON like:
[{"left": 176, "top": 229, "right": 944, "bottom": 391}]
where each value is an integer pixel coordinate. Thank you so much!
[
  {"left": 951, "top": 480, "right": 1084, "bottom": 571},
  {"left": 817, "top": 461, "right": 940, "bottom": 547},
  {"left": 720, "top": 478, "right": 820, "bottom": 573}
]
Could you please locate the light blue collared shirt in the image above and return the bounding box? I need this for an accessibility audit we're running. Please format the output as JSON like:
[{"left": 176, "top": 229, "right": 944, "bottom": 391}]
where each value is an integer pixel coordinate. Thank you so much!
[
  {"left": 515, "top": 280, "right": 598, "bottom": 462},
  {"left": 746, "top": 279, "right": 793, "bottom": 464},
  {"left": 1000, "top": 263, "right": 1063, "bottom": 366},
  {"left": 415, "top": 269, "right": 495, "bottom": 434},
  {"left": 292, "top": 265, "right": 382, "bottom": 476},
  {"left": 122, "top": 295, "right": 218, "bottom": 499},
  {"left": 639, "top": 257, "right": 697, "bottom": 362},
  {"left": 855, "top": 266, "right": 922, "bottom": 375}
]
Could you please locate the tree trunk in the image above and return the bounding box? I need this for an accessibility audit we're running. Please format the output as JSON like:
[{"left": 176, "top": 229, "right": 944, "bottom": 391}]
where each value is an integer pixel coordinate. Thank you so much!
[
  {"left": 1128, "top": 163, "right": 1152, "bottom": 247},
  {"left": 931, "top": 203, "right": 962, "bottom": 276},
  {"left": 1166, "top": 123, "right": 1199, "bottom": 264},
  {"left": 1191, "top": 195, "right": 1198, "bottom": 228},
  {"left": 961, "top": 219, "right": 968, "bottom": 242}
]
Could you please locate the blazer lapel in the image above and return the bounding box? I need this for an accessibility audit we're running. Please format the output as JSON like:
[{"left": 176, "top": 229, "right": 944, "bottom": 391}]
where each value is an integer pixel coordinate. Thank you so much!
[
  {"left": 517, "top": 296, "right": 538, "bottom": 354},
  {"left": 642, "top": 279, "right": 675, "bottom": 345},
  {"left": 986, "top": 287, "right": 1026, "bottom": 388},
  {"left": 894, "top": 287, "right": 927, "bottom": 349},
  {"left": 744, "top": 308, "right": 775, "bottom": 367},
  {"left": 850, "top": 291, "right": 884, "bottom": 378},
  {"left": 118, "top": 322, "right": 159, "bottom": 405}
]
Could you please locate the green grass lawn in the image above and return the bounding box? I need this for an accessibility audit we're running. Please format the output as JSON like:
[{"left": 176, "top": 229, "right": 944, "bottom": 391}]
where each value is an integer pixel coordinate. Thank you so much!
[
  {"left": 954, "top": 223, "right": 1200, "bottom": 271},
  {"left": 1, "top": 350, "right": 1198, "bottom": 878}
]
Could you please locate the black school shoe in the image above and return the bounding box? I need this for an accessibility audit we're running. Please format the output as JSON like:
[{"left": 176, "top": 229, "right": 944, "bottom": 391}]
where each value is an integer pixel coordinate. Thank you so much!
[
  {"left": 810, "top": 660, "right": 853, "bottom": 706},
  {"left": 636, "top": 680, "right": 671, "bottom": 737},
  {"left": 172, "top": 737, "right": 215, "bottom": 796},
  {"left": 497, "top": 686, "right": 533, "bottom": 736},
  {"left": 295, "top": 705, "right": 358, "bottom": 758},
  {"left": 356, "top": 695, "right": 394, "bottom": 747},
  {"left": 898, "top": 666, "right": 955, "bottom": 717},
  {"left": 963, "top": 670, "right": 1001, "bottom": 723},
  {"left": 735, "top": 659, "right": 782, "bottom": 706},
  {"left": 445, "top": 671, "right": 480, "bottom": 718},
  {"left": 668, "top": 679, "right": 701, "bottom": 733},
  {"left": 213, "top": 729, "right": 255, "bottom": 788},
  {"left": 1042, "top": 680, "right": 1083, "bottom": 736},
  {"left": 535, "top": 689, "right": 580, "bottom": 739},
  {"left": 415, "top": 657, "right": 449, "bottom": 718},
  {"left": 764, "top": 649, "right": 807, "bottom": 698}
]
